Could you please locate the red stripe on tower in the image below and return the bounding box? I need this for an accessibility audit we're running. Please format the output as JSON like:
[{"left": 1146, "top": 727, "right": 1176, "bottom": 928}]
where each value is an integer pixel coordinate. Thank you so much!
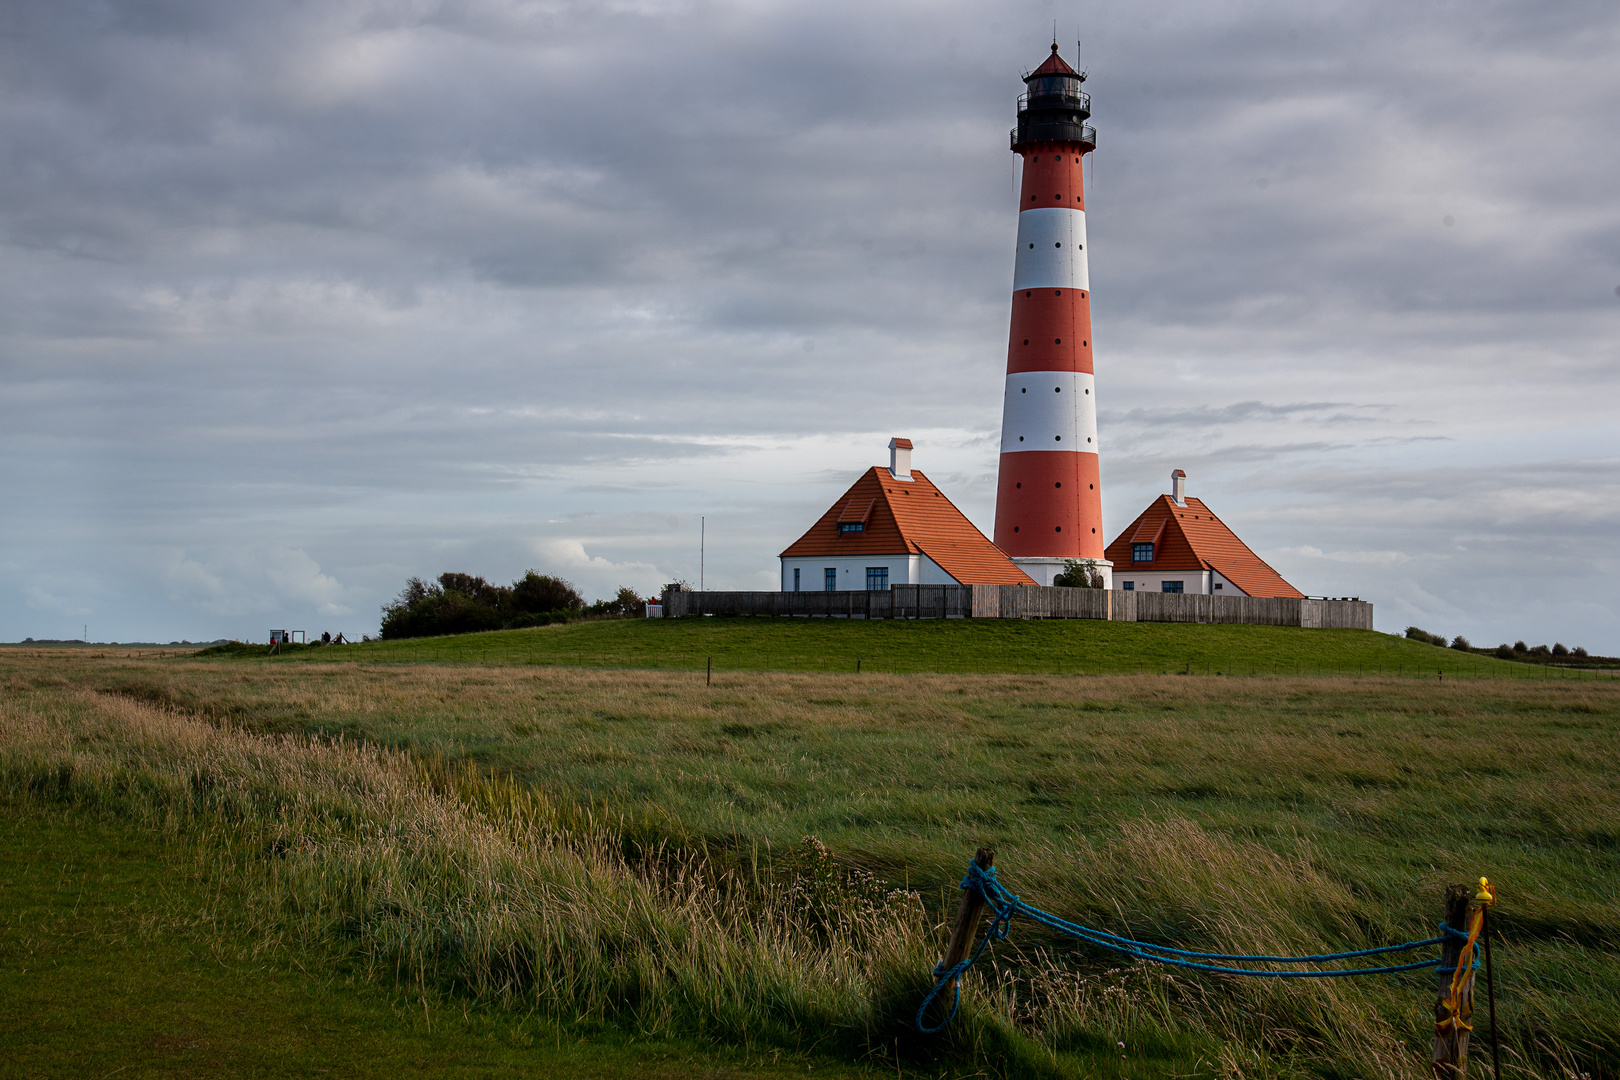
[{"left": 991, "top": 43, "right": 1111, "bottom": 587}]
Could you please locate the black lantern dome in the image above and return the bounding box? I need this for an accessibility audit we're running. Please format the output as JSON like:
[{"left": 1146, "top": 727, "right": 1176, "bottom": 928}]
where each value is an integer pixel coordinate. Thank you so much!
[{"left": 1012, "top": 44, "right": 1096, "bottom": 151}]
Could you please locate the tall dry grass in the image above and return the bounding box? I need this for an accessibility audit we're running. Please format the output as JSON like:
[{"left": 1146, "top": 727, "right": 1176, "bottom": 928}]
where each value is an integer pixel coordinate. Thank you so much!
[{"left": 3, "top": 661, "right": 1614, "bottom": 1077}]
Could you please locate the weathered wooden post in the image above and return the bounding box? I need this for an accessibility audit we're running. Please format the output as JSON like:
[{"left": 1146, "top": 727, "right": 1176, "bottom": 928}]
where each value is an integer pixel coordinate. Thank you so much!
[
  {"left": 706, "top": 656, "right": 712, "bottom": 687},
  {"left": 1432, "top": 883, "right": 1477, "bottom": 1078},
  {"left": 924, "top": 847, "right": 994, "bottom": 1027}
]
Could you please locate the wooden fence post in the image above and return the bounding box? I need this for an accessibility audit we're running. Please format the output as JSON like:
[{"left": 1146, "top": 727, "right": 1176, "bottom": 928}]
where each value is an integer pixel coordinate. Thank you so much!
[
  {"left": 706, "top": 656, "right": 712, "bottom": 687},
  {"left": 926, "top": 847, "right": 994, "bottom": 1027},
  {"left": 1432, "top": 883, "right": 1476, "bottom": 1078}
]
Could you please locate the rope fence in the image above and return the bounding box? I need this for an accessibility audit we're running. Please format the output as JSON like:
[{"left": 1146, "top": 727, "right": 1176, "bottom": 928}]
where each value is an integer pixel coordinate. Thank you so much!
[{"left": 917, "top": 854, "right": 1500, "bottom": 1077}]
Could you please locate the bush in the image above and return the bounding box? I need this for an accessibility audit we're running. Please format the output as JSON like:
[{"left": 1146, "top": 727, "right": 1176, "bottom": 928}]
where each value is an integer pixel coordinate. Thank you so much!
[
  {"left": 1053, "top": 559, "right": 1104, "bottom": 589},
  {"left": 1494, "top": 644, "right": 1514, "bottom": 659},
  {"left": 1450, "top": 635, "right": 1471, "bottom": 651},
  {"left": 587, "top": 586, "right": 647, "bottom": 618},
  {"left": 380, "top": 571, "right": 647, "bottom": 639},
  {"left": 512, "top": 572, "right": 583, "bottom": 615},
  {"left": 1406, "top": 627, "right": 1446, "bottom": 646},
  {"left": 1529, "top": 644, "right": 1551, "bottom": 657},
  {"left": 1573, "top": 646, "right": 1588, "bottom": 658},
  {"left": 1552, "top": 643, "right": 1568, "bottom": 657},
  {"left": 1513, "top": 641, "right": 1528, "bottom": 653}
]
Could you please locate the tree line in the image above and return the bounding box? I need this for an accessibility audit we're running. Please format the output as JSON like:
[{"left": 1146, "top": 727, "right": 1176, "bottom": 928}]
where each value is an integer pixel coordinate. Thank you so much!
[
  {"left": 380, "top": 571, "right": 650, "bottom": 640},
  {"left": 1404, "top": 626, "right": 1608, "bottom": 665}
]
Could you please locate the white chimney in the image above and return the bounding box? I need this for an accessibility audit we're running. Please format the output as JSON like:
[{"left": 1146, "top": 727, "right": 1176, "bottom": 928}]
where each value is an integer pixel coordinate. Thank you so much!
[
  {"left": 1171, "top": 468, "right": 1187, "bottom": 505},
  {"left": 889, "top": 437, "right": 913, "bottom": 481}
]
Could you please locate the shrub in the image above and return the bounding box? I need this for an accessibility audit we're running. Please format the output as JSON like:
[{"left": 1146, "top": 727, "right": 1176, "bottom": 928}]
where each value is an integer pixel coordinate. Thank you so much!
[
  {"left": 1450, "top": 635, "right": 1471, "bottom": 651},
  {"left": 1406, "top": 627, "right": 1446, "bottom": 646},
  {"left": 1053, "top": 559, "right": 1104, "bottom": 589},
  {"left": 1513, "top": 641, "right": 1528, "bottom": 653},
  {"left": 1529, "top": 644, "right": 1551, "bottom": 657},
  {"left": 1552, "top": 643, "right": 1568, "bottom": 657},
  {"left": 587, "top": 586, "right": 647, "bottom": 618},
  {"left": 381, "top": 570, "right": 583, "bottom": 639},
  {"left": 511, "top": 572, "right": 583, "bottom": 615},
  {"left": 1573, "top": 646, "right": 1588, "bottom": 658},
  {"left": 1494, "top": 644, "right": 1514, "bottom": 659}
]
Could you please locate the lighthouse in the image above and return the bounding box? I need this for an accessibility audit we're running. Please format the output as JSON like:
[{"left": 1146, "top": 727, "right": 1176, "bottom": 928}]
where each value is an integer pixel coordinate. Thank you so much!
[{"left": 991, "top": 44, "right": 1111, "bottom": 588}]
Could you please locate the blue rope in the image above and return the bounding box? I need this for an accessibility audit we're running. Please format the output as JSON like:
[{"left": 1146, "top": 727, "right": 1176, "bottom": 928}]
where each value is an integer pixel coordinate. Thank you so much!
[{"left": 916, "top": 861, "right": 1458, "bottom": 1033}]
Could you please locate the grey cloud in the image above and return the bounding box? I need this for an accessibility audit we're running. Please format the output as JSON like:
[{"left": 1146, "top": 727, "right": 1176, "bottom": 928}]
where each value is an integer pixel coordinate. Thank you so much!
[{"left": 0, "top": 0, "right": 1615, "bottom": 648}]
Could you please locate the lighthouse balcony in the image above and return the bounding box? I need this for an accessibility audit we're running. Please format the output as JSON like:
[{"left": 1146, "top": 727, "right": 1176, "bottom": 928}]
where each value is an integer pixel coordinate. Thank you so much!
[
  {"left": 1011, "top": 122, "right": 1096, "bottom": 151},
  {"left": 1017, "top": 90, "right": 1090, "bottom": 117}
]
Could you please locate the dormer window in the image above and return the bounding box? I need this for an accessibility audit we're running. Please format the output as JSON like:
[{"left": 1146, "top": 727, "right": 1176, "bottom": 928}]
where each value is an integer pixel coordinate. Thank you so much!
[
  {"left": 839, "top": 522, "right": 864, "bottom": 534},
  {"left": 1132, "top": 542, "right": 1154, "bottom": 563}
]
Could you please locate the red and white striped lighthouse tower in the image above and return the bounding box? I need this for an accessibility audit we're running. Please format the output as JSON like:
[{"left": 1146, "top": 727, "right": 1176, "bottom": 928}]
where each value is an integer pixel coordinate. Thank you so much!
[{"left": 992, "top": 44, "right": 1111, "bottom": 587}]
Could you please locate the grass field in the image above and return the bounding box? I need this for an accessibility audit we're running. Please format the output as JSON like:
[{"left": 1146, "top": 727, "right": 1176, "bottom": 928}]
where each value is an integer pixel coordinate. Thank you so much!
[
  {"left": 0, "top": 804, "right": 878, "bottom": 1080},
  {"left": 205, "top": 617, "right": 1602, "bottom": 680},
  {"left": 3, "top": 641, "right": 1617, "bottom": 1078}
]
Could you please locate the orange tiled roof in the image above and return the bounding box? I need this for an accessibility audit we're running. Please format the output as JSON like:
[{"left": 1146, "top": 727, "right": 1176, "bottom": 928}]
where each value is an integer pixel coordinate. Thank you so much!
[
  {"left": 1104, "top": 495, "right": 1303, "bottom": 598},
  {"left": 780, "top": 468, "right": 1035, "bottom": 585}
]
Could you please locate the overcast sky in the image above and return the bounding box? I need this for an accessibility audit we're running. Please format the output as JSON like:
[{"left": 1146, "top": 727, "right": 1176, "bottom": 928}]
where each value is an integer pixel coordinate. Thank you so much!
[{"left": 1, "top": 0, "right": 1616, "bottom": 651}]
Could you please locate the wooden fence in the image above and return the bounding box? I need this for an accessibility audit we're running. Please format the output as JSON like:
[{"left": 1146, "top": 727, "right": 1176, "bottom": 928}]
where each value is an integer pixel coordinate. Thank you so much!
[{"left": 662, "top": 586, "right": 1372, "bottom": 629}]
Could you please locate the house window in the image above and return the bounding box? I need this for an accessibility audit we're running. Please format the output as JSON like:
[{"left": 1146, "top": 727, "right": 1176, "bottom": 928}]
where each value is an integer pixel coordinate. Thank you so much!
[
  {"left": 1132, "top": 543, "right": 1153, "bottom": 563},
  {"left": 793, "top": 568, "right": 801, "bottom": 592},
  {"left": 824, "top": 568, "right": 837, "bottom": 592},
  {"left": 1161, "top": 581, "right": 1184, "bottom": 593},
  {"left": 1213, "top": 582, "right": 1223, "bottom": 590},
  {"left": 1122, "top": 582, "right": 1134, "bottom": 592},
  {"left": 865, "top": 566, "right": 888, "bottom": 591},
  {"left": 839, "top": 522, "right": 864, "bottom": 533}
]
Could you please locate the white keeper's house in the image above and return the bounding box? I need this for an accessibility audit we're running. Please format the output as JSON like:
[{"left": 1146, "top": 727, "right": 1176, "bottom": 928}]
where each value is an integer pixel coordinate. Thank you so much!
[
  {"left": 1102, "top": 470, "right": 1303, "bottom": 597},
  {"left": 779, "top": 439, "right": 1036, "bottom": 591}
]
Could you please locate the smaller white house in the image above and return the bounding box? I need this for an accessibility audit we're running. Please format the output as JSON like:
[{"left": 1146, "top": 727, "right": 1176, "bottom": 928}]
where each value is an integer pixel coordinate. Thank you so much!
[
  {"left": 779, "top": 439, "right": 1036, "bottom": 590},
  {"left": 1103, "top": 470, "right": 1303, "bottom": 598}
]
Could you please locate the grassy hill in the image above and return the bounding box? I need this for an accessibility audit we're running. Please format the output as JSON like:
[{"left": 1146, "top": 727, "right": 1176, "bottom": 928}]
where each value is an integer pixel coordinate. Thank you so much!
[{"left": 205, "top": 617, "right": 1593, "bottom": 680}]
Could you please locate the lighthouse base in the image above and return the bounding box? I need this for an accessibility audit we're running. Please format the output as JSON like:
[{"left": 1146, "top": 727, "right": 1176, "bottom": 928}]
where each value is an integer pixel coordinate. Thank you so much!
[{"left": 1012, "top": 557, "right": 1113, "bottom": 589}]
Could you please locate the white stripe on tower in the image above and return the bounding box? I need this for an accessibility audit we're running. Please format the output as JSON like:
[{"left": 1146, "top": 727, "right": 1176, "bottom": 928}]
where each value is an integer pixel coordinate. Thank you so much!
[
  {"left": 999, "top": 371, "right": 1098, "bottom": 453},
  {"left": 1011, "top": 208, "right": 1089, "bottom": 292}
]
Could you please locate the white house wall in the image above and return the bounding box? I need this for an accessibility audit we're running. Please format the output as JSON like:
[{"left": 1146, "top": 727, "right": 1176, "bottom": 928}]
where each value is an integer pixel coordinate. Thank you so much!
[
  {"left": 780, "top": 553, "right": 956, "bottom": 591},
  {"left": 1112, "top": 569, "right": 1214, "bottom": 595}
]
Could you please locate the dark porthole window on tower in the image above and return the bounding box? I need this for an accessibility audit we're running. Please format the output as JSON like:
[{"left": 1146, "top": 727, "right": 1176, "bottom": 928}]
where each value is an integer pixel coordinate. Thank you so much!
[
  {"left": 1018, "top": 436, "right": 1024, "bottom": 442},
  {"left": 1054, "top": 482, "right": 1061, "bottom": 488},
  {"left": 1054, "top": 242, "right": 1061, "bottom": 248},
  {"left": 1055, "top": 436, "right": 1061, "bottom": 441},
  {"left": 1016, "top": 482, "right": 1021, "bottom": 488},
  {"left": 1023, "top": 339, "right": 1029, "bottom": 345},
  {"left": 1013, "top": 526, "right": 1020, "bottom": 532},
  {"left": 1055, "top": 526, "right": 1062, "bottom": 532},
  {"left": 1055, "top": 340, "right": 1061, "bottom": 345},
  {"left": 1054, "top": 385, "right": 1061, "bottom": 391}
]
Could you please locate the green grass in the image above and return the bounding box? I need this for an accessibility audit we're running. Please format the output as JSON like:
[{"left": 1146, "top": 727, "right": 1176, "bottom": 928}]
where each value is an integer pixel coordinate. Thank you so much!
[
  {"left": 203, "top": 617, "right": 1594, "bottom": 680},
  {"left": 0, "top": 802, "right": 885, "bottom": 1080},
  {"left": 4, "top": 649, "right": 1617, "bottom": 1077}
]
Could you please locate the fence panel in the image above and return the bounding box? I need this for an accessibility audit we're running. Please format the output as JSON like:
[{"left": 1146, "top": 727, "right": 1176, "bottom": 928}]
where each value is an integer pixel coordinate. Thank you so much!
[{"left": 658, "top": 588, "right": 1372, "bottom": 628}]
